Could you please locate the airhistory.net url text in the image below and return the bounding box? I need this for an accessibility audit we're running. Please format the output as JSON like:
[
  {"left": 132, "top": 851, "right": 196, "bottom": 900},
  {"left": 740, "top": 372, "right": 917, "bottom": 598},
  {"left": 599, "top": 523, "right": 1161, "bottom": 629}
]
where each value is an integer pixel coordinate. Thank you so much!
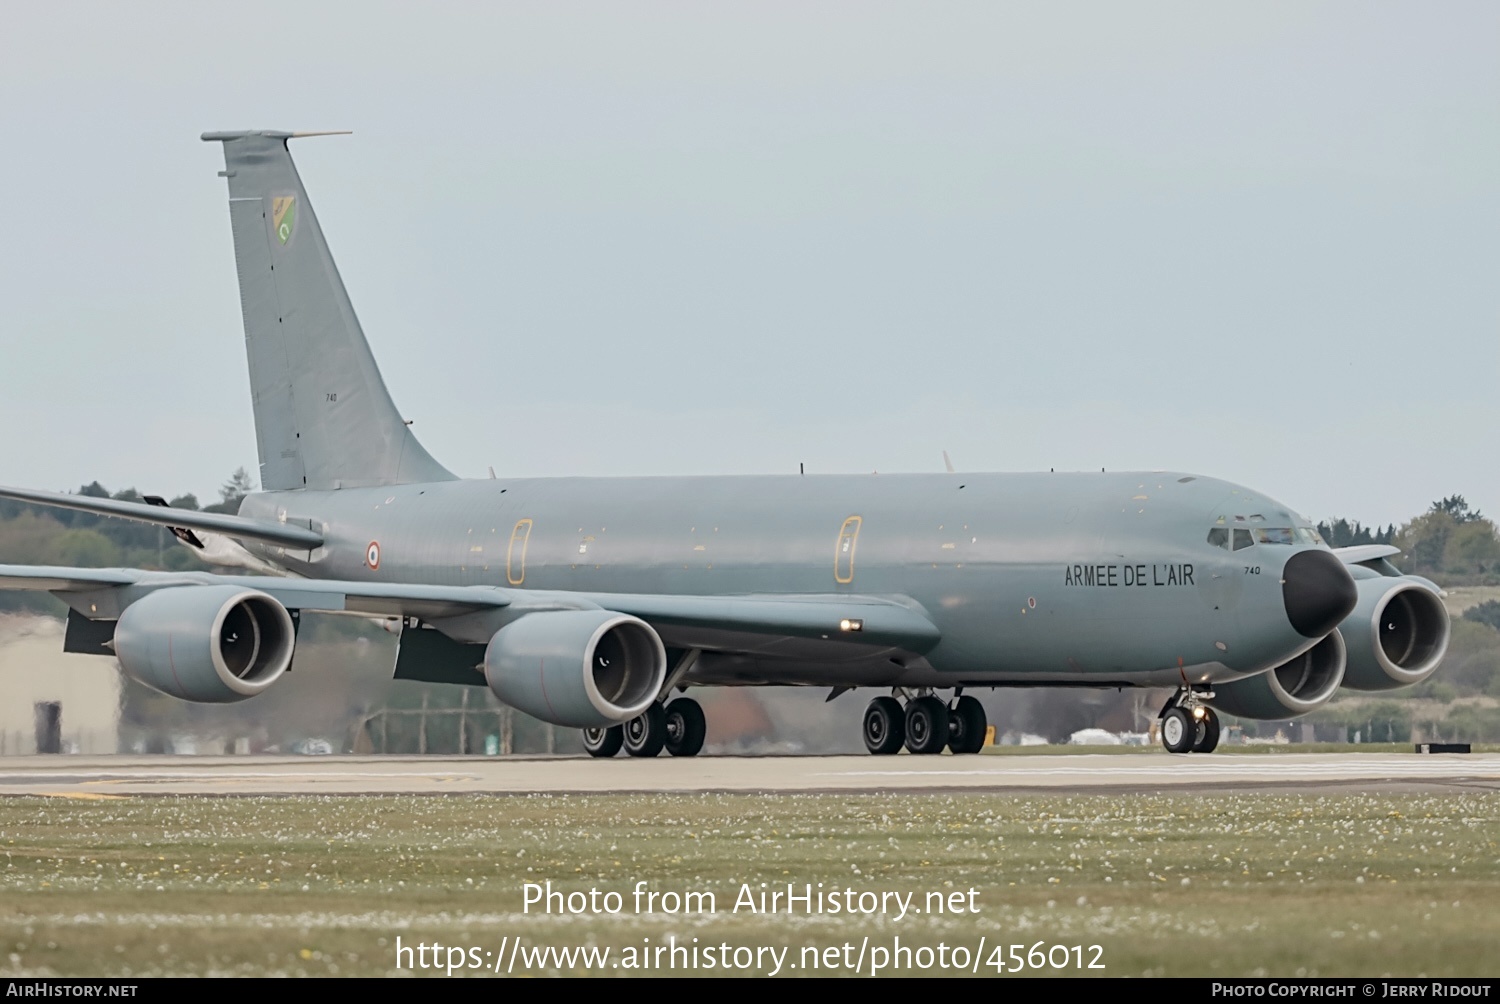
[{"left": 394, "top": 934, "right": 1106, "bottom": 975}]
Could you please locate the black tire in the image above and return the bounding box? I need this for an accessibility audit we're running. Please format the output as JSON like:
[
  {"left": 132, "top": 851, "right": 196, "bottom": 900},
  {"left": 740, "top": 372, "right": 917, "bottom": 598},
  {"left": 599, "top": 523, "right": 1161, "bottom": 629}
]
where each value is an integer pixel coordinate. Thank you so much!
[
  {"left": 623, "top": 703, "right": 667, "bottom": 758},
  {"left": 948, "top": 695, "right": 988, "bottom": 754},
  {"left": 664, "top": 698, "right": 707, "bottom": 757},
  {"left": 1160, "top": 707, "right": 1196, "bottom": 754},
  {"left": 905, "top": 696, "right": 950, "bottom": 755},
  {"left": 582, "top": 725, "right": 623, "bottom": 758},
  {"left": 1191, "top": 707, "right": 1221, "bottom": 753},
  {"left": 863, "top": 696, "right": 906, "bottom": 755}
]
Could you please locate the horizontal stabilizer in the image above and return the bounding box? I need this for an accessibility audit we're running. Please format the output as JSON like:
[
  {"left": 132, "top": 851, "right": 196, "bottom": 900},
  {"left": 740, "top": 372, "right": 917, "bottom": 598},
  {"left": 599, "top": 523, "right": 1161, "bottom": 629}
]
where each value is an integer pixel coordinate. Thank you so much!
[{"left": 0, "top": 485, "right": 323, "bottom": 549}]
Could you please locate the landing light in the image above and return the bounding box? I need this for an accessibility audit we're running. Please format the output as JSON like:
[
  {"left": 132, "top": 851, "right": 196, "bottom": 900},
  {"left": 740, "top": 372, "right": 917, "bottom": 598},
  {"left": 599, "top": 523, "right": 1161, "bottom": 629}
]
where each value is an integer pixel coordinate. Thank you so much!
[
  {"left": 1192, "top": 706, "right": 1206, "bottom": 720},
  {"left": 840, "top": 618, "right": 864, "bottom": 632}
]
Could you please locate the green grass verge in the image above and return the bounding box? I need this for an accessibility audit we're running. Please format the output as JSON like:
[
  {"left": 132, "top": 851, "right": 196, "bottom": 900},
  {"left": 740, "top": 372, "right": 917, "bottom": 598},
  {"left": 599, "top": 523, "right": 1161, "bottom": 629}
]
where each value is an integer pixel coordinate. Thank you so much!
[{"left": 2, "top": 792, "right": 1497, "bottom": 977}]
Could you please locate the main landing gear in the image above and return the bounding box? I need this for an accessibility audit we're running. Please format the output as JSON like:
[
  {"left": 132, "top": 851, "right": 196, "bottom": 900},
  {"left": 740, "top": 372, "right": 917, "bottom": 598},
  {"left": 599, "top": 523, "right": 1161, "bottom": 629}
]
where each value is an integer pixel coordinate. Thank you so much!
[
  {"left": 862, "top": 690, "right": 989, "bottom": 756},
  {"left": 1159, "top": 689, "right": 1220, "bottom": 754},
  {"left": 583, "top": 696, "right": 707, "bottom": 759}
]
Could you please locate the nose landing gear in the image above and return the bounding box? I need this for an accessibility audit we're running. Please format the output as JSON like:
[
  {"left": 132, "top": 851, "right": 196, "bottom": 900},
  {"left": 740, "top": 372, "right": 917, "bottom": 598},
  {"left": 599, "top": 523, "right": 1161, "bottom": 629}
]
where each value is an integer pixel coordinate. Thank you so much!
[
  {"left": 1159, "top": 689, "right": 1220, "bottom": 754},
  {"left": 861, "top": 690, "right": 989, "bottom": 755}
]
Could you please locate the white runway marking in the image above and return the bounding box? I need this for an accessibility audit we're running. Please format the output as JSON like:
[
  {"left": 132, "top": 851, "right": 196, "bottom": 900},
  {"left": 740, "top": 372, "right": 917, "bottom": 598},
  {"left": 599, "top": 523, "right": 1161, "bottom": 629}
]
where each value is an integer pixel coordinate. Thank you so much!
[
  {"left": 827, "top": 756, "right": 1499, "bottom": 778},
  {"left": 2, "top": 753, "right": 1496, "bottom": 796},
  {"left": 25, "top": 771, "right": 472, "bottom": 780}
]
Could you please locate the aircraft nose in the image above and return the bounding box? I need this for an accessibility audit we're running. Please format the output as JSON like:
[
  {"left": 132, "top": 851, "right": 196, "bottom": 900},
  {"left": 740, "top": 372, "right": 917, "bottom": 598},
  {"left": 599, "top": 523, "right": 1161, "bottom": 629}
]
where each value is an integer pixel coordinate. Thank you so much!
[{"left": 1282, "top": 549, "right": 1357, "bottom": 638}]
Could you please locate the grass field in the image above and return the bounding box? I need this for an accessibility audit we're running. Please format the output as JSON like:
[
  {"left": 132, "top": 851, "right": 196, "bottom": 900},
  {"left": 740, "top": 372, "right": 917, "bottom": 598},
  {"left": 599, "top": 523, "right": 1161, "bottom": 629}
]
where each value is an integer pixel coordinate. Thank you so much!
[
  {"left": 2, "top": 791, "right": 1498, "bottom": 978},
  {"left": 1442, "top": 585, "right": 1500, "bottom": 617}
]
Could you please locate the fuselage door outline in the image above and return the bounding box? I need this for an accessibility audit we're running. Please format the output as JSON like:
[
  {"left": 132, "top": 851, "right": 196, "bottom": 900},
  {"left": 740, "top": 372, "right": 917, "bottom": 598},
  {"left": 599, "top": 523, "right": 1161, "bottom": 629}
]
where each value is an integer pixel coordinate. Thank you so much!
[
  {"left": 835, "top": 515, "right": 862, "bottom": 585},
  {"left": 507, "top": 518, "right": 533, "bottom": 586}
]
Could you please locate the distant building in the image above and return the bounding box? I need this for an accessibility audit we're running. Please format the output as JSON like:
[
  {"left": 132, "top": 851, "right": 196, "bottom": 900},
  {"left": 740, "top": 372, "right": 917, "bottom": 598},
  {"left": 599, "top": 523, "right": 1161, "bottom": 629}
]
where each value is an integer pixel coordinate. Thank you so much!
[{"left": 0, "top": 615, "right": 120, "bottom": 754}]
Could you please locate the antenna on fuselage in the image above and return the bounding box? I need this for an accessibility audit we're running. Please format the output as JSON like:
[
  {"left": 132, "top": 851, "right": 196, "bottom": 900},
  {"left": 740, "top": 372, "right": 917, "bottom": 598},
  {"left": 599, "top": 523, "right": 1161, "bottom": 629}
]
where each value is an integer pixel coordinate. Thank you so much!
[{"left": 942, "top": 450, "right": 955, "bottom": 474}]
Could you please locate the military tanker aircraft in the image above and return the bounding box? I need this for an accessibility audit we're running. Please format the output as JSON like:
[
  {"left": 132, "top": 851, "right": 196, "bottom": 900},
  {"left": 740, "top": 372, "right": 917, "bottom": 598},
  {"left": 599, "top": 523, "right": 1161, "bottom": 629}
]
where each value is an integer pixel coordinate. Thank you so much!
[{"left": 0, "top": 132, "right": 1452, "bottom": 757}]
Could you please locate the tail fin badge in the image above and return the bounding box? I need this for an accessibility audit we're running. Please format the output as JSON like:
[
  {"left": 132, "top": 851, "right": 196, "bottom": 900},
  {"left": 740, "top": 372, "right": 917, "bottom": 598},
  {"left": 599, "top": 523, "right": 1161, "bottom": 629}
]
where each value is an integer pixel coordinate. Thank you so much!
[{"left": 272, "top": 195, "right": 297, "bottom": 245}]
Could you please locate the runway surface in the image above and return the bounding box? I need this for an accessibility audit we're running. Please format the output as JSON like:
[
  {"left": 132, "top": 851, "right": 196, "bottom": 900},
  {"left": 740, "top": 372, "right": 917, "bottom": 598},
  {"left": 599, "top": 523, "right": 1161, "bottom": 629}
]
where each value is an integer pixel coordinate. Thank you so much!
[{"left": 2, "top": 752, "right": 1498, "bottom": 796}]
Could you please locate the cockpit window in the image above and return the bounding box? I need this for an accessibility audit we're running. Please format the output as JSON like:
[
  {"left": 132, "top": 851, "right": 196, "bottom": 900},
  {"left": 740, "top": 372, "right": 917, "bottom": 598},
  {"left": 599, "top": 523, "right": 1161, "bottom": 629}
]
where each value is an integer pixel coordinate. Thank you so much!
[
  {"left": 1232, "top": 528, "right": 1254, "bottom": 551},
  {"left": 1206, "top": 527, "right": 1229, "bottom": 549},
  {"left": 1296, "top": 526, "right": 1324, "bottom": 546},
  {"left": 1255, "top": 527, "right": 1295, "bottom": 545}
]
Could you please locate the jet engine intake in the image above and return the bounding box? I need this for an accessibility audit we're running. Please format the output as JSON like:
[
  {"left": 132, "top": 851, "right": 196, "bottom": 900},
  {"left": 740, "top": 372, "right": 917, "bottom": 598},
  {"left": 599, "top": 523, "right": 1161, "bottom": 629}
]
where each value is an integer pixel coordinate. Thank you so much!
[
  {"left": 1339, "top": 578, "right": 1450, "bottom": 691},
  {"left": 1206, "top": 629, "right": 1346, "bottom": 720},
  {"left": 484, "top": 610, "right": 667, "bottom": 728},
  {"left": 113, "top": 585, "right": 296, "bottom": 703}
]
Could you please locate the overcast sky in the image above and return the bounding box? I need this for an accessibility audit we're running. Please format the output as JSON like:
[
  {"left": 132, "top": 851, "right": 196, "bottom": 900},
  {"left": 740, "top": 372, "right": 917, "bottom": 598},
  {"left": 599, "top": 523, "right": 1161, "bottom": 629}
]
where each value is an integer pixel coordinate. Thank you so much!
[{"left": 1, "top": 2, "right": 1494, "bottom": 527}]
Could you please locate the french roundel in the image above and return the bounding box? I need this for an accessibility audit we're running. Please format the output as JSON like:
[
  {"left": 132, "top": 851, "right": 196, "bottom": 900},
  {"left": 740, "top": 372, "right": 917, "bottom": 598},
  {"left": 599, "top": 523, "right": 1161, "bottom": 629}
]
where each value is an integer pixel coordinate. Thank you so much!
[{"left": 366, "top": 541, "right": 381, "bottom": 570}]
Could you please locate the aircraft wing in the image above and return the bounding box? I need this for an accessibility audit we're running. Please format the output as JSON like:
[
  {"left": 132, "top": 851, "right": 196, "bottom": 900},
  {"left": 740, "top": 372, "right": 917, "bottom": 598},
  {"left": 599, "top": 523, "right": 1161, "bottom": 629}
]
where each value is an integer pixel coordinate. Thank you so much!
[
  {"left": 571, "top": 591, "right": 941, "bottom": 654},
  {"left": 0, "top": 565, "right": 509, "bottom": 621},
  {"left": 0, "top": 485, "right": 323, "bottom": 550},
  {"left": 1327, "top": 544, "right": 1444, "bottom": 595},
  {"left": 0, "top": 564, "right": 939, "bottom": 655},
  {"left": 1330, "top": 544, "right": 1402, "bottom": 565},
  {"left": 0, "top": 566, "right": 140, "bottom": 593}
]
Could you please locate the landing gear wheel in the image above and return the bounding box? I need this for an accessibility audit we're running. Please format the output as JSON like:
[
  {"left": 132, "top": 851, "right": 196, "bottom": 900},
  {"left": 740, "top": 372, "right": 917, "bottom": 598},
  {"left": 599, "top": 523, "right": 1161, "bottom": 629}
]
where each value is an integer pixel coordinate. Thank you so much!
[
  {"left": 862, "top": 696, "right": 906, "bottom": 755},
  {"left": 582, "top": 725, "right": 623, "bottom": 758},
  {"left": 664, "top": 698, "right": 707, "bottom": 758},
  {"left": 947, "top": 695, "right": 988, "bottom": 754},
  {"left": 623, "top": 703, "right": 667, "bottom": 758},
  {"left": 1191, "top": 707, "right": 1221, "bottom": 753},
  {"left": 1160, "top": 707, "right": 1196, "bottom": 754},
  {"left": 904, "top": 696, "right": 950, "bottom": 755}
]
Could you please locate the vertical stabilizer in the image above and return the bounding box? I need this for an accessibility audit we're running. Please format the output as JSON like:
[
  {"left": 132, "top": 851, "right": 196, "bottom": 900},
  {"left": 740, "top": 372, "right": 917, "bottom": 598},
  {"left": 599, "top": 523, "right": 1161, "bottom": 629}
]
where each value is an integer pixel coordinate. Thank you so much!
[{"left": 203, "top": 131, "right": 454, "bottom": 491}]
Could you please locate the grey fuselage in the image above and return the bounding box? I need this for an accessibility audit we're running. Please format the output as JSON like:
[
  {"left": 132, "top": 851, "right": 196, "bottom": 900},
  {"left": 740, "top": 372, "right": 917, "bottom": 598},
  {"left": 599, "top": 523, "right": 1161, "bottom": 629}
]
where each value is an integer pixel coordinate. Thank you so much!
[{"left": 239, "top": 469, "right": 1323, "bottom": 691}]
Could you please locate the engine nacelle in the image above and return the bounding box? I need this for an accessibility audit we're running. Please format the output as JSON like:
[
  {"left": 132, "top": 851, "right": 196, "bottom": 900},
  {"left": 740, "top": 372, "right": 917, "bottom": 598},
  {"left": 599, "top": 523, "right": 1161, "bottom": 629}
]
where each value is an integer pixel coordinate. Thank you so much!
[
  {"left": 114, "top": 586, "right": 296, "bottom": 703},
  {"left": 484, "top": 610, "right": 667, "bottom": 728},
  {"left": 1339, "top": 577, "right": 1450, "bottom": 691},
  {"left": 1206, "top": 630, "right": 1346, "bottom": 720}
]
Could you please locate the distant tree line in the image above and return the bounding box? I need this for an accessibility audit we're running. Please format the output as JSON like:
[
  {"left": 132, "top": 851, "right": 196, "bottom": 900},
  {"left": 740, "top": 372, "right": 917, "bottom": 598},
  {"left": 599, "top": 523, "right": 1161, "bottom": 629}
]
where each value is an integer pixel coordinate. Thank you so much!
[
  {"left": 1391, "top": 495, "right": 1500, "bottom": 582},
  {"left": 1319, "top": 495, "right": 1500, "bottom": 584},
  {"left": 1315, "top": 518, "right": 1397, "bottom": 548}
]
